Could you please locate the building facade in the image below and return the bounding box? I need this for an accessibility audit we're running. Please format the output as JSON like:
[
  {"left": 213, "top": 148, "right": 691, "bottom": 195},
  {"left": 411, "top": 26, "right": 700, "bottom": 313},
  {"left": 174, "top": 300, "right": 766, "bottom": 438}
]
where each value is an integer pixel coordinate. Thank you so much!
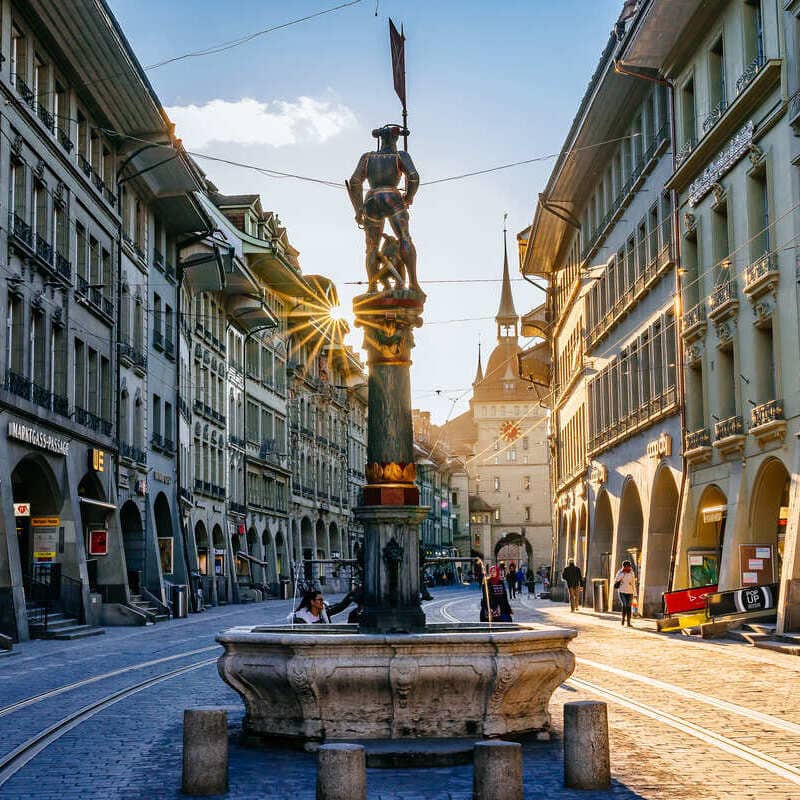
[
  {"left": 441, "top": 237, "right": 551, "bottom": 572},
  {"left": 620, "top": 0, "right": 800, "bottom": 630}
]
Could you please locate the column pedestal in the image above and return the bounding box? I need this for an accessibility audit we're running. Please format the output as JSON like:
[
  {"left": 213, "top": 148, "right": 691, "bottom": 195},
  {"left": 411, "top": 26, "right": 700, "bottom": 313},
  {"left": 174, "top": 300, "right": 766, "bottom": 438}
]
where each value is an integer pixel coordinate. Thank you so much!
[{"left": 355, "top": 505, "right": 427, "bottom": 632}]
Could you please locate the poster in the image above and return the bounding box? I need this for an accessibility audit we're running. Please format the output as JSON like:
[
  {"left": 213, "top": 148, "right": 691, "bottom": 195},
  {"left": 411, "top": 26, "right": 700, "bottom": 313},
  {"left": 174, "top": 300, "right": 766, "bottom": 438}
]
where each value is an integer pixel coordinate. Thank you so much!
[
  {"left": 688, "top": 552, "right": 719, "bottom": 587},
  {"left": 33, "top": 529, "right": 58, "bottom": 561},
  {"left": 742, "top": 572, "right": 758, "bottom": 584},
  {"left": 748, "top": 558, "right": 763, "bottom": 571},
  {"left": 756, "top": 547, "right": 771, "bottom": 559},
  {"left": 689, "top": 555, "right": 704, "bottom": 566},
  {"left": 88, "top": 529, "right": 108, "bottom": 556},
  {"left": 158, "top": 537, "right": 174, "bottom": 575}
]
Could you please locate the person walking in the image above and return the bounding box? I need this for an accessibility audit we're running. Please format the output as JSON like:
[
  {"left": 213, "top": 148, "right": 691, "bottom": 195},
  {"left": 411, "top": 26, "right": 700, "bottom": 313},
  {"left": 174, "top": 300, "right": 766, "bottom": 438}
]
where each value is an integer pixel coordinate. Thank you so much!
[
  {"left": 480, "top": 565, "right": 513, "bottom": 622},
  {"left": 516, "top": 566, "right": 525, "bottom": 596},
  {"left": 562, "top": 559, "right": 584, "bottom": 612},
  {"left": 507, "top": 561, "right": 517, "bottom": 599},
  {"left": 614, "top": 560, "right": 637, "bottom": 627}
]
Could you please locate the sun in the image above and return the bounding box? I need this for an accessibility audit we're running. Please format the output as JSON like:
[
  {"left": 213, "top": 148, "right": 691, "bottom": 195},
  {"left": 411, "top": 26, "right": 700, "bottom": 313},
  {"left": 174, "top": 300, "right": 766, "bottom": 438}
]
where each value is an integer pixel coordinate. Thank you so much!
[{"left": 327, "top": 305, "right": 347, "bottom": 322}]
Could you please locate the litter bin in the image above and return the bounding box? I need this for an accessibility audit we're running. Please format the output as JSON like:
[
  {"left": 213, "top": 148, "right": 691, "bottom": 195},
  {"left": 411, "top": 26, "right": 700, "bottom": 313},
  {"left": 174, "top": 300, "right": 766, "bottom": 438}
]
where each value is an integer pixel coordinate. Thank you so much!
[
  {"left": 592, "top": 578, "right": 608, "bottom": 613},
  {"left": 172, "top": 584, "right": 189, "bottom": 619},
  {"left": 279, "top": 577, "right": 291, "bottom": 600}
]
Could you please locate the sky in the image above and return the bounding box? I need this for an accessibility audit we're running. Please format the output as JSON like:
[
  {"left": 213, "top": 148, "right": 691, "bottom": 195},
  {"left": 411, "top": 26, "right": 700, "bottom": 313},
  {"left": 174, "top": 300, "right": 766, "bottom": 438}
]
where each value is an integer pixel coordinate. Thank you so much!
[{"left": 106, "top": 0, "right": 622, "bottom": 424}]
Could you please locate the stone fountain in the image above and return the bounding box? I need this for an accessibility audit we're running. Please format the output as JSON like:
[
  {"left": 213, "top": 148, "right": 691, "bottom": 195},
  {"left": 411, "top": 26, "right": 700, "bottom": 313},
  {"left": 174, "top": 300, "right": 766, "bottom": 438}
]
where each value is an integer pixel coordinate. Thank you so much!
[{"left": 216, "top": 124, "right": 575, "bottom": 746}]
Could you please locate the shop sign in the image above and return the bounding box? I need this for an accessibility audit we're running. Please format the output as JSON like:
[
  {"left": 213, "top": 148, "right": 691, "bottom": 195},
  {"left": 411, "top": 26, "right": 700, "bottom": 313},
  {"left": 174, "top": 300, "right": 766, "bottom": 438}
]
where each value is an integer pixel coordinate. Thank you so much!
[
  {"left": 13, "top": 502, "right": 30, "bottom": 517},
  {"left": 32, "top": 518, "right": 59, "bottom": 561},
  {"left": 663, "top": 584, "right": 718, "bottom": 616},
  {"left": 707, "top": 583, "right": 778, "bottom": 618},
  {"left": 8, "top": 421, "right": 70, "bottom": 455},
  {"left": 646, "top": 433, "right": 672, "bottom": 460},
  {"left": 153, "top": 470, "right": 172, "bottom": 485},
  {"left": 90, "top": 448, "right": 105, "bottom": 472},
  {"left": 88, "top": 529, "right": 108, "bottom": 556}
]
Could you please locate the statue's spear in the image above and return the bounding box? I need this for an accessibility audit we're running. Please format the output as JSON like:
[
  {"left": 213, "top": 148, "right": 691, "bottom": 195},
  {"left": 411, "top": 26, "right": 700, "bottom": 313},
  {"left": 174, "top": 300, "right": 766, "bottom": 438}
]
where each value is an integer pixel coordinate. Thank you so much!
[{"left": 389, "top": 19, "right": 407, "bottom": 150}]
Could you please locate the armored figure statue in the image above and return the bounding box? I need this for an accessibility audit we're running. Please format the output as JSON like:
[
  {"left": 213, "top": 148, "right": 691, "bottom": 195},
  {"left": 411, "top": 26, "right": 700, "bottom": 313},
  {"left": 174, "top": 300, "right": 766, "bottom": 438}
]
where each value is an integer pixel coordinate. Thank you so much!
[{"left": 347, "top": 124, "right": 421, "bottom": 293}]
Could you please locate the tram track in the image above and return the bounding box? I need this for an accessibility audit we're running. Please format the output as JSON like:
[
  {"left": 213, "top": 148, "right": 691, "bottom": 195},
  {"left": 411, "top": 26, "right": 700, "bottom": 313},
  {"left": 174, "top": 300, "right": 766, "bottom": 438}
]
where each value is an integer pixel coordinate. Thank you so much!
[
  {"left": 0, "top": 645, "right": 220, "bottom": 719},
  {"left": 0, "top": 656, "right": 218, "bottom": 788},
  {"left": 441, "top": 589, "right": 800, "bottom": 786}
]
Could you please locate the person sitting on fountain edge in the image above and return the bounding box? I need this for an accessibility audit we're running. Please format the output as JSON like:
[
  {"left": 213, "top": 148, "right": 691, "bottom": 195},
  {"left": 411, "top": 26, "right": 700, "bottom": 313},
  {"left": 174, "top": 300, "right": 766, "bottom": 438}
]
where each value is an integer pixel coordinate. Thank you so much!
[
  {"left": 292, "top": 589, "right": 355, "bottom": 624},
  {"left": 480, "top": 565, "right": 513, "bottom": 622}
]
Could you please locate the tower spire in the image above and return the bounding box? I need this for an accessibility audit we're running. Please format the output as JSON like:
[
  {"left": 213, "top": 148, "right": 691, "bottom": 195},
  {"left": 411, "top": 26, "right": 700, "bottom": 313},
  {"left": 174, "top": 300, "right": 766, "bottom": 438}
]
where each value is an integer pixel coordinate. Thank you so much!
[
  {"left": 496, "top": 213, "right": 518, "bottom": 340},
  {"left": 473, "top": 340, "right": 483, "bottom": 385}
]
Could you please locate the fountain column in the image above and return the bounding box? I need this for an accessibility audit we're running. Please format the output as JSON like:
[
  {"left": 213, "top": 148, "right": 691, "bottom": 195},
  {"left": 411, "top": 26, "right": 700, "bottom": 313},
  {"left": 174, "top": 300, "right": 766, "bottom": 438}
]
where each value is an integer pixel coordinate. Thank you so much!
[{"left": 353, "top": 287, "right": 427, "bottom": 632}]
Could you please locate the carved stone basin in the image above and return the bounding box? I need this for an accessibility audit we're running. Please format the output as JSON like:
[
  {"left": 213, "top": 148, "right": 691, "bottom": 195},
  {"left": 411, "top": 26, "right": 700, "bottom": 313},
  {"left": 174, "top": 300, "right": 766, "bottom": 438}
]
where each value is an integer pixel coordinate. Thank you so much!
[{"left": 217, "top": 623, "right": 576, "bottom": 742}]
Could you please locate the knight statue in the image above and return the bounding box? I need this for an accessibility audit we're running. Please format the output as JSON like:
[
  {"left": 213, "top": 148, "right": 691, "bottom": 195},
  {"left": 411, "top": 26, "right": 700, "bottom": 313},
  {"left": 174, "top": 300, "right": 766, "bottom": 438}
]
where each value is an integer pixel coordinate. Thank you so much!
[{"left": 347, "top": 124, "right": 421, "bottom": 294}]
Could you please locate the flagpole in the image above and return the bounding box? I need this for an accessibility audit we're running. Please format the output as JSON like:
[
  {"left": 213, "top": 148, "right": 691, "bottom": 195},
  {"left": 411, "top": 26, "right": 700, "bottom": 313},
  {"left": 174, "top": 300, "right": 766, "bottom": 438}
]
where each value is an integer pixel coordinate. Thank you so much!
[{"left": 401, "top": 24, "right": 408, "bottom": 151}]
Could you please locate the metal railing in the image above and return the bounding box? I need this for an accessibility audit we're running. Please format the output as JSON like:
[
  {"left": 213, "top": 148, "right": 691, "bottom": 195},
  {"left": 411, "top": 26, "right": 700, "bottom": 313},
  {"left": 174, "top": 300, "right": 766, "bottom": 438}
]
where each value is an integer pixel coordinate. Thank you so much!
[
  {"left": 119, "top": 342, "right": 147, "bottom": 371},
  {"left": 708, "top": 279, "right": 737, "bottom": 315},
  {"left": 682, "top": 300, "right": 706, "bottom": 332},
  {"left": 14, "top": 73, "right": 34, "bottom": 107},
  {"left": 35, "top": 233, "right": 53, "bottom": 265},
  {"left": 4, "top": 368, "right": 31, "bottom": 400},
  {"left": 37, "top": 104, "right": 55, "bottom": 133},
  {"left": 120, "top": 441, "right": 147, "bottom": 464},
  {"left": 736, "top": 54, "right": 764, "bottom": 94},
  {"left": 57, "top": 127, "right": 73, "bottom": 153},
  {"left": 714, "top": 415, "right": 744, "bottom": 440},
  {"left": 702, "top": 98, "right": 727, "bottom": 133},
  {"left": 675, "top": 137, "right": 695, "bottom": 168},
  {"left": 685, "top": 427, "right": 710, "bottom": 450},
  {"left": 751, "top": 399, "right": 784, "bottom": 428},
  {"left": 10, "top": 211, "right": 33, "bottom": 248},
  {"left": 743, "top": 251, "right": 776, "bottom": 292},
  {"left": 55, "top": 251, "right": 71, "bottom": 280}
]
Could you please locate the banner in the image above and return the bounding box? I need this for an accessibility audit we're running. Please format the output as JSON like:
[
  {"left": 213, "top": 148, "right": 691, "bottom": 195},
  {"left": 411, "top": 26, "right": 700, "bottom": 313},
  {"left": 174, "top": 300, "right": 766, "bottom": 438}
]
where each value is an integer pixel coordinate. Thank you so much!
[
  {"left": 389, "top": 19, "right": 406, "bottom": 108},
  {"left": 707, "top": 583, "right": 778, "bottom": 618}
]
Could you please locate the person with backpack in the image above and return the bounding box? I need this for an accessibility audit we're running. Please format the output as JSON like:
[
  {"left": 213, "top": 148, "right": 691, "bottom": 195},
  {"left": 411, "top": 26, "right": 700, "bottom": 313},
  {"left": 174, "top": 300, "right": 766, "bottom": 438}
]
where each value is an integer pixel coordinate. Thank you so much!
[{"left": 562, "top": 559, "right": 583, "bottom": 612}]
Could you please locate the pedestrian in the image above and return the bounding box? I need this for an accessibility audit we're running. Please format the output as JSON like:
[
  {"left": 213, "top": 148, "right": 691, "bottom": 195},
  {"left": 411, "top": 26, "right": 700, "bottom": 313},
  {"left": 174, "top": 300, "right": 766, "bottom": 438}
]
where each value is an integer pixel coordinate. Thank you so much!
[
  {"left": 562, "top": 558, "right": 584, "bottom": 612},
  {"left": 291, "top": 589, "right": 353, "bottom": 624},
  {"left": 614, "top": 560, "right": 637, "bottom": 627},
  {"left": 474, "top": 558, "right": 484, "bottom": 588},
  {"left": 480, "top": 565, "right": 513, "bottom": 622},
  {"left": 507, "top": 561, "right": 517, "bottom": 599},
  {"left": 516, "top": 565, "right": 525, "bottom": 596},
  {"left": 526, "top": 566, "right": 536, "bottom": 595}
]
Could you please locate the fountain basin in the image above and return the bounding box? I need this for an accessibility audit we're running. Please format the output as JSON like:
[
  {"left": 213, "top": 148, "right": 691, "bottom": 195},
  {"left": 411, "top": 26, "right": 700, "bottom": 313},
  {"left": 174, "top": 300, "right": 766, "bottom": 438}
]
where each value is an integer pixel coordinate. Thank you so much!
[{"left": 217, "top": 623, "right": 576, "bottom": 742}]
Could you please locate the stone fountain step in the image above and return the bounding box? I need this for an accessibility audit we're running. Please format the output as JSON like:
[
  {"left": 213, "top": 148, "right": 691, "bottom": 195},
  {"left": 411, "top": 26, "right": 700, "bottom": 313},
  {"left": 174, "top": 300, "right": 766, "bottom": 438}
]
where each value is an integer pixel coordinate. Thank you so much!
[{"left": 321, "top": 738, "right": 478, "bottom": 768}]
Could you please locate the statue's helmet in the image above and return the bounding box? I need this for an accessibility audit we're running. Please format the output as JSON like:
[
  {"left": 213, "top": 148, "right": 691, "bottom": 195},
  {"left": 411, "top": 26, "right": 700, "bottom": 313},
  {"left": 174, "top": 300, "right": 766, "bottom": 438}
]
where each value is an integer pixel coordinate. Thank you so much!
[{"left": 372, "top": 123, "right": 410, "bottom": 140}]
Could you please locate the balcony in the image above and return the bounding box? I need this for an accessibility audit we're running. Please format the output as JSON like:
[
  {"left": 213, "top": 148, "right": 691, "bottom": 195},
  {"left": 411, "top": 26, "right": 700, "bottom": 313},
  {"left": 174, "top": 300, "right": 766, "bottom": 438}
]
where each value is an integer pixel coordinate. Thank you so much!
[
  {"left": 151, "top": 433, "right": 163, "bottom": 450},
  {"left": 75, "top": 407, "right": 112, "bottom": 437},
  {"left": 104, "top": 187, "right": 116, "bottom": 207},
  {"left": 13, "top": 74, "right": 34, "bottom": 108},
  {"left": 743, "top": 252, "right": 778, "bottom": 300},
  {"left": 120, "top": 442, "right": 147, "bottom": 465},
  {"left": 37, "top": 104, "right": 55, "bottom": 134},
  {"left": 750, "top": 399, "right": 786, "bottom": 447},
  {"left": 153, "top": 249, "right": 164, "bottom": 270},
  {"left": 736, "top": 55, "right": 764, "bottom": 94},
  {"left": 77, "top": 153, "right": 92, "bottom": 179},
  {"left": 229, "top": 434, "right": 245, "bottom": 449},
  {"left": 4, "top": 369, "right": 31, "bottom": 401},
  {"left": 702, "top": 99, "right": 727, "bottom": 134},
  {"left": 229, "top": 501, "right": 247, "bottom": 516},
  {"left": 713, "top": 414, "right": 746, "bottom": 460},
  {"left": 684, "top": 427, "right": 712, "bottom": 466},
  {"left": 153, "top": 330, "right": 164, "bottom": 351},
  {"left": 52, "top": 393, "right": 69, "bottom": 417},
  {"left": 35, "top": 233, "right": 53, "bottom": 266},
  {"left": 165, "top": 338, "right": 175, "bottom": 360},
  {"left": 707, "top": 279, "right": 738, "bottom": 323},
  {"left": 163, "top": 437, "right": 175, "bottom": 452},
  {"left": 682, "top": 300, "right": 707, "bottom": 342},
  {"left": 9, "top": 212, "right": 33, "bottom": 250},
  {"left": 57, "top": 128, "right": 73, "bottom": 153},
  {"left": 675, "top": 137, "right": 695, "bottom": 169},
  {"left": 119, "top": 342, "right": 147, "bottom": 374},
  {"left": 55, "top": 252, "right": 71, "bottom": 281},
  {"left": 165, "top": 262, "right": 176, "bottom": 283},
  {"left": 32, "top": 382, "right": 52, "bottom": 409}
]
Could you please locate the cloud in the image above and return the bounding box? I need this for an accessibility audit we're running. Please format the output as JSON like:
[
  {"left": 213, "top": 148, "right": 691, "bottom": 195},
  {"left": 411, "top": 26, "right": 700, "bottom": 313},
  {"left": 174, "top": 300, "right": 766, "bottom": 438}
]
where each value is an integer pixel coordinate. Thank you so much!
[{"left": 165, "top": 94, "right": 357, "bottom": 149}]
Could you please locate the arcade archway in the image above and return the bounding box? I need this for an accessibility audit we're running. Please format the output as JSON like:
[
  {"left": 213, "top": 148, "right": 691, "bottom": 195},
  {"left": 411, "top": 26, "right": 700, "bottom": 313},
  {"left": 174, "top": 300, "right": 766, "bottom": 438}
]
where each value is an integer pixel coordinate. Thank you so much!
[
  {"left": 120, "top": 500, "right": 144, "bottom": 593},
  {"left": 494, "top": 532, "right": 533, "bottom": 566},
  {"left": 587, "top": 490, "right": 613, "bottom": 584},
  {"left": 154, "top": 493, "right": 174, "bottom": 579},
  {"left": 644, "top": 467, "right": 679, "bottom": 615},
  {"left": 750, "top": 458, "right": 790, "bottom": 583},
  {"left": 617, "top": 480, "right": 643, "bottom": 575}
]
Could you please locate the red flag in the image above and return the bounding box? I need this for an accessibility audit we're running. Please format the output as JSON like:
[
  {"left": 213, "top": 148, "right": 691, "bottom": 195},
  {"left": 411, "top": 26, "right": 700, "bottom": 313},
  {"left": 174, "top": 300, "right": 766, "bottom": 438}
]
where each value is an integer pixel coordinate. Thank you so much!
[{"left": 389, "top": 19, "right": 406, "bottom": 109}]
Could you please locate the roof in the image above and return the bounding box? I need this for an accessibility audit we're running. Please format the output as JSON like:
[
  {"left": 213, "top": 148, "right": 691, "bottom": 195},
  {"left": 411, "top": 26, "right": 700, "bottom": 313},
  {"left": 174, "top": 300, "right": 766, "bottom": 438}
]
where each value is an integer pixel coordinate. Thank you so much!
[
  {"left": 212, "top": 194, "right": 261, "bottom": 209},
  {"left": 469, "top": 495, "right": 495, "bottom": 513},
  {"left": 473, "top": 343, "right": 484, "bottom": 385},
  {"left": 437, "top": 410, "right": 476, "bottom": 456}
]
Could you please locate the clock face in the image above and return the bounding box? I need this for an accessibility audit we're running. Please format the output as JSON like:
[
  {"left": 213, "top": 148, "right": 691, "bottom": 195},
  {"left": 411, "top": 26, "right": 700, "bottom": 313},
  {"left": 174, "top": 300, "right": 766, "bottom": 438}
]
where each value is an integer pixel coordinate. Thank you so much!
[{"left": 500, "top": 421, "right": 521, "bottom": 443}]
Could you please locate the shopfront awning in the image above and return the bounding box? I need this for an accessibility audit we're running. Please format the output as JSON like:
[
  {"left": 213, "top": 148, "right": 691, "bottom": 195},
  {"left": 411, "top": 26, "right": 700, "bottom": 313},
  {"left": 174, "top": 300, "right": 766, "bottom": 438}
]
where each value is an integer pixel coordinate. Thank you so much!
[
  {"left": 79, "top": 496, "right": 117, "bottom": 511},
  {"left": 181, "top": 246, "right": 226, "bottom": 293}
]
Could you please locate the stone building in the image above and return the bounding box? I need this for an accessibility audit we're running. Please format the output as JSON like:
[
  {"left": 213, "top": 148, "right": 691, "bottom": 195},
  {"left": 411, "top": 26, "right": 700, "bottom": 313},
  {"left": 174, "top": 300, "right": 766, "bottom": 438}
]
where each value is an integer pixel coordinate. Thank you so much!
[
  {"left": 618, "top": 0, "right": 800, "bottom": 630},
  {"left": 440, "top": 235, "right": 551, "bottom": 571},
  {"left": 0, "top": 0, "right": 202, "bottom": 640},
  {"left": 520, "top": 2, "right": 681, "bottom": 614}
]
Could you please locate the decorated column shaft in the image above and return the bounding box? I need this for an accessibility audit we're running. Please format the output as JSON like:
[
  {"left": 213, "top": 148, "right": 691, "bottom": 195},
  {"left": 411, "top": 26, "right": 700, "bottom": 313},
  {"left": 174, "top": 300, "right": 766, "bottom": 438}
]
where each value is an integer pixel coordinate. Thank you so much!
[{"left": 353, "top": 289, "right": 426, "bottom": 632}]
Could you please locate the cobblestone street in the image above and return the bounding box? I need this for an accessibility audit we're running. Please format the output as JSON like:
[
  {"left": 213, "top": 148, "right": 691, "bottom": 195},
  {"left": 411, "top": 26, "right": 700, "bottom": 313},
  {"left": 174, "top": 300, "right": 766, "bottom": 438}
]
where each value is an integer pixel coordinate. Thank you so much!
[{"left": 2, "top": 588, "right": 799, "bottom": 799}]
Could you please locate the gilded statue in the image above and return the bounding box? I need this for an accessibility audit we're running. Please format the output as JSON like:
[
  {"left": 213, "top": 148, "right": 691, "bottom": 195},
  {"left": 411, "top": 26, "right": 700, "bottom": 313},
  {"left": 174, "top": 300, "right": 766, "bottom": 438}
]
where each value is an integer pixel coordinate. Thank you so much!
[{"left": 347, "top": 124, "right": 420, "bottom": 294}]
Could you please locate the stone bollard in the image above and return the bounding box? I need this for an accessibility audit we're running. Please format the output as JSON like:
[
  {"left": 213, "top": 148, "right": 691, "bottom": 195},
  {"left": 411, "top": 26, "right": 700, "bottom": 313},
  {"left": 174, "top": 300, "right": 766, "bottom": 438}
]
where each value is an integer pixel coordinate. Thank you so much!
[
  {"left": 564, "top": 700, "right": 610, "bottom": 790},
  {"left": 473, "top": 740, "right": 522, "bottom": 800},
  {"left": 316, "top": 743, "right": 366, "bottom": 800},
  {"left": 182, "top": 708, "right": 228, "bottom": 796}
]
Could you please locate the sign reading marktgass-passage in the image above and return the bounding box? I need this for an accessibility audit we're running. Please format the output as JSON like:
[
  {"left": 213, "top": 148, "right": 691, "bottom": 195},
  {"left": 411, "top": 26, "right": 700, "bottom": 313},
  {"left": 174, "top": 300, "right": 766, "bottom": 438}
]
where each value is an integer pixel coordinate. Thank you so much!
[{"left": 707, "top": 583, "right": 778, "bottom": 618}]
